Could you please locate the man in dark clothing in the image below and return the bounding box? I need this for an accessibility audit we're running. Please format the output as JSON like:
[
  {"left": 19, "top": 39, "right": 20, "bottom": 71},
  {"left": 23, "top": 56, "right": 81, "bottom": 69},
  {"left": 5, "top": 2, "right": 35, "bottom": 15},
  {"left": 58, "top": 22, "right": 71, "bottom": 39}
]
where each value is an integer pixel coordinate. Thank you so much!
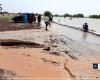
[
  {"left": 32, "top": 14, "right": 36, "bottom": 26},
  {"left": 37, "top": 14, "right": 41, "bottom": 27},
  {"left": 29, "top": 15, "right": 34, "bottom": 26},
  {"left": 48, "top": 16, "right": 53, "bottom": 26},
  {"left": 83, "top": 23, "right": 89, "bottom": 32},
  {"left": 33, "top": 14, "right": 36, "bottom": 22}
]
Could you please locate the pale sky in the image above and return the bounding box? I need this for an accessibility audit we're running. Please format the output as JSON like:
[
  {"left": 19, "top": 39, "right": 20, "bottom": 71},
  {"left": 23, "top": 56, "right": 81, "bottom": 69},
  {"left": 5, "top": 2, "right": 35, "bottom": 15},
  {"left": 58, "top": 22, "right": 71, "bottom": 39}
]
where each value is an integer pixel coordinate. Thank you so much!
[{"left": 0, "top": 0, "right": 100, "bottom": 16}]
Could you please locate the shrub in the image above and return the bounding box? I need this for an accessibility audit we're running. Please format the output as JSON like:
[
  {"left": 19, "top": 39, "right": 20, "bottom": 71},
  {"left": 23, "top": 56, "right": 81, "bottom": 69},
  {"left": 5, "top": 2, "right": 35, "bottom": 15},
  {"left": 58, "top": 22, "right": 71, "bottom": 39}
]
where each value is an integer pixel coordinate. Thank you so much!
[
  {"left": 73, "top": 13, "right": 84, "bottom": 18},
  {"left": 89, "top": 14, "right": 100, "bottom": 19},
  {"left": 63, "top": 13, "right": 72, "bottom": 17},
  {"left": 54, "top": 14, "right": 60, "bottom": 17},
  {"left": 44, "top": 11, "right": 53, "bottom": 17}
]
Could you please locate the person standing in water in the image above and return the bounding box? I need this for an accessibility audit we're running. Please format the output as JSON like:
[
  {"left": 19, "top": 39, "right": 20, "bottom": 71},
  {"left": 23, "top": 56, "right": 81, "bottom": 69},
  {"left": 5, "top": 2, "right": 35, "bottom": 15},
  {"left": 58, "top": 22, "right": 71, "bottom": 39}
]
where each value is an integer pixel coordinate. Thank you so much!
[
  {"left": 23, "top": 13, "right": 28, "bottom": 27},
  {"left": 83, "top": 23, "right": 89, "bottom": 32},
  {"left": 44, "top": 16, "right": 49, "bottom": 31}
]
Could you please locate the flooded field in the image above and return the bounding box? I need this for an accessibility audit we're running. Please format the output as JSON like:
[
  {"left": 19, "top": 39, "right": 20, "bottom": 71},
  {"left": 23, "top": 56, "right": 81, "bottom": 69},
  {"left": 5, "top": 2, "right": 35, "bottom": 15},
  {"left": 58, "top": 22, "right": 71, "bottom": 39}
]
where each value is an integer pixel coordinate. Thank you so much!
[
  {"left": 51, "top": 17, "right": 100, "bottom": 46},
  {"left": 53, "top": 17, "right": 100, "bottom": 34}
]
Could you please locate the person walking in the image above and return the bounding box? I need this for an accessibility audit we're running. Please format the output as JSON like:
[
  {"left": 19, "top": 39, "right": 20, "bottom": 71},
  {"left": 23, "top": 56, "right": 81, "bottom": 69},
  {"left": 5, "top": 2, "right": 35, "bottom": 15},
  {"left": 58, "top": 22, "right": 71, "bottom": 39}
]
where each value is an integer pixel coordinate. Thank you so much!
[
  {"left": 44, "top": 16, "right": 49, "bottom": 31},
  {"left": 23, "top": 13, "right": 28, "bottom": 27},
  {"left": 37, "top": 14, "right": 41, "bottom": 27}
]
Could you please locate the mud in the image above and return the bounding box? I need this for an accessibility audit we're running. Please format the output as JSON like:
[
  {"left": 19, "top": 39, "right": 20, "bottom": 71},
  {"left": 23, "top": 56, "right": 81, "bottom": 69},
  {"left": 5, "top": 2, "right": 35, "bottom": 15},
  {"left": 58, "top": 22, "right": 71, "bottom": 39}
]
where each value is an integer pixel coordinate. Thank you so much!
[
  {"left": 41, "top": 58, "right": 60, "bottom": 66},
  {"left": 0, "top": 39, "right": 43, "bottom": 48},
  {"left": 63, "top": 51, "right": 78, "bottom": 60},
  {"left": 0, "top": 68, "right": 18, "bottom": 80},
  {"left": 64, "top": 62, "right": 76, "bottom": 78},
  {"left": 43, "top": 35, "right": 78, "bottom": 59}
]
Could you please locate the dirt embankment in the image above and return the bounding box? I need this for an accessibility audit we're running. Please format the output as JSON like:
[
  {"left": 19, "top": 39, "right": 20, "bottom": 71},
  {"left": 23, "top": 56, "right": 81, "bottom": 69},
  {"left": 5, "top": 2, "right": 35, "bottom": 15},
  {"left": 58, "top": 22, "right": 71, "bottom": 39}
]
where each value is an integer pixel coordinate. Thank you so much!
[
  {"left": 0, "top": 18, "right": 39, "bottom": 32},
  {"left": 0, "top": 39, "right": 43, "bottom": 48}
]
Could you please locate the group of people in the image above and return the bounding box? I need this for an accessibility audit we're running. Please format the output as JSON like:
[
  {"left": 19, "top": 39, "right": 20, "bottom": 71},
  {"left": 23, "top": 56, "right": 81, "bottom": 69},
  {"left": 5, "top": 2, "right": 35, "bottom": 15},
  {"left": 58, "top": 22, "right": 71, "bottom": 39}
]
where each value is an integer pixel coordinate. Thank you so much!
[
  {"left": 23, "top": 13, "right": 53, "bottom": 31},
  {"left": 23, "top": 14, "right": 88, "bottom": 32},
  {"left": 23, "top": 13, "right": 41, "bottom": 27}
]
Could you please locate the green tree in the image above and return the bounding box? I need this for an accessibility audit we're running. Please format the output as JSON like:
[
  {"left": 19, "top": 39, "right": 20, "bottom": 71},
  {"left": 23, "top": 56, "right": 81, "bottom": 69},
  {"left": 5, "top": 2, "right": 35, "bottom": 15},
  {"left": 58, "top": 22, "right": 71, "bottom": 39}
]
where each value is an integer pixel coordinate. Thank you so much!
[
  {"left": 44, "top": 11, "right": 53, "bottom": 17},
  {"left": 89, "top": 14, "right": 100, "bottom": 19},
  {"left": 54, "top": 14, "right": 60, "bottom": 17},
  {"left": 63, "top": 13, "right": 72, "bottom": 17},
  {"left": 73, "top": 13, "right": 84, "bottom": 18}
]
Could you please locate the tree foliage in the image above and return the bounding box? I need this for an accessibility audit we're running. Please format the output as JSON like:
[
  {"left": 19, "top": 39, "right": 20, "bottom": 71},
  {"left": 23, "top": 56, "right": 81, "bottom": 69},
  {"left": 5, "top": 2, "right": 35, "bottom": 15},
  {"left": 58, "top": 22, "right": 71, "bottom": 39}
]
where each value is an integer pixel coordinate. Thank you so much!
[
  {"left": 63, "top": 13, "right": 72, "bottom": 17},
  {"left": 89, "top": 14, "right": 100, "bottom": 19},
  {"left": 54, "top": 14, "right": 60, "bottom": 17},
  {"left": 73, "top": 13, "right": 84, "bottom": 18},
  {"left": 44, "top": 11, "right": 53, "bottom": 17}
]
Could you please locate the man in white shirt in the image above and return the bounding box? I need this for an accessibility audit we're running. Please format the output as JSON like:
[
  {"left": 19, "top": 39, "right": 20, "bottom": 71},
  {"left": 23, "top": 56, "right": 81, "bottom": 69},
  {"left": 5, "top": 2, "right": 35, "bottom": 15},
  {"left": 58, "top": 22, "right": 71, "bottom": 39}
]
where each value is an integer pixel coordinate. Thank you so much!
[{"left": 44, "top": 16, "right": 49, "bottom": 31}]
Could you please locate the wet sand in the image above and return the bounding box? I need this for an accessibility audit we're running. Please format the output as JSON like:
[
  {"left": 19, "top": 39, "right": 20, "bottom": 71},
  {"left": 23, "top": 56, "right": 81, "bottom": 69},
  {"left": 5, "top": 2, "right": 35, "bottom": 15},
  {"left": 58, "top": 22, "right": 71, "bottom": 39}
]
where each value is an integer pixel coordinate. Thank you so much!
[{"left": 0, "top": 47, "right": 70, "bottom": 80}]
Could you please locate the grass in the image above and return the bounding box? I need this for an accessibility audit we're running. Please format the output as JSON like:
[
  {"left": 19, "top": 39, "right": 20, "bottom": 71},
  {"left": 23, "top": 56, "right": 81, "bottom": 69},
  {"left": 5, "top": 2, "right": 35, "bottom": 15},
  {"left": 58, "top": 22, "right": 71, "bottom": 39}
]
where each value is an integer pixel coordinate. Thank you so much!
[{"left": 0, "top": 14, "right": 15, "bottom": 21}]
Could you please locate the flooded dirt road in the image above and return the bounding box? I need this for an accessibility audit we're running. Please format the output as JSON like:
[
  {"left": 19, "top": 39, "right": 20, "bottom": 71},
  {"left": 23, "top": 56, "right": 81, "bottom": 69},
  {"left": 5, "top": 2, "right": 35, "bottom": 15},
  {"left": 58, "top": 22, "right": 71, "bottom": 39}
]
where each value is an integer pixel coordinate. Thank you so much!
[{"left": 50, "top": 22, "right": 100, "bottom": 46}]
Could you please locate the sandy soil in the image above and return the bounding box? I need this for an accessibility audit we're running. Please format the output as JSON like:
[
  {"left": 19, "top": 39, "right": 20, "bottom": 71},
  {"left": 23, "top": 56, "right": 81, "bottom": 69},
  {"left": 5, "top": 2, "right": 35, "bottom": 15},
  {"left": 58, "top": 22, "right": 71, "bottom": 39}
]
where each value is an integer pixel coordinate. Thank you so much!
[{"left": 0, "top": 47, "right": 70, "bottom": 80}]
